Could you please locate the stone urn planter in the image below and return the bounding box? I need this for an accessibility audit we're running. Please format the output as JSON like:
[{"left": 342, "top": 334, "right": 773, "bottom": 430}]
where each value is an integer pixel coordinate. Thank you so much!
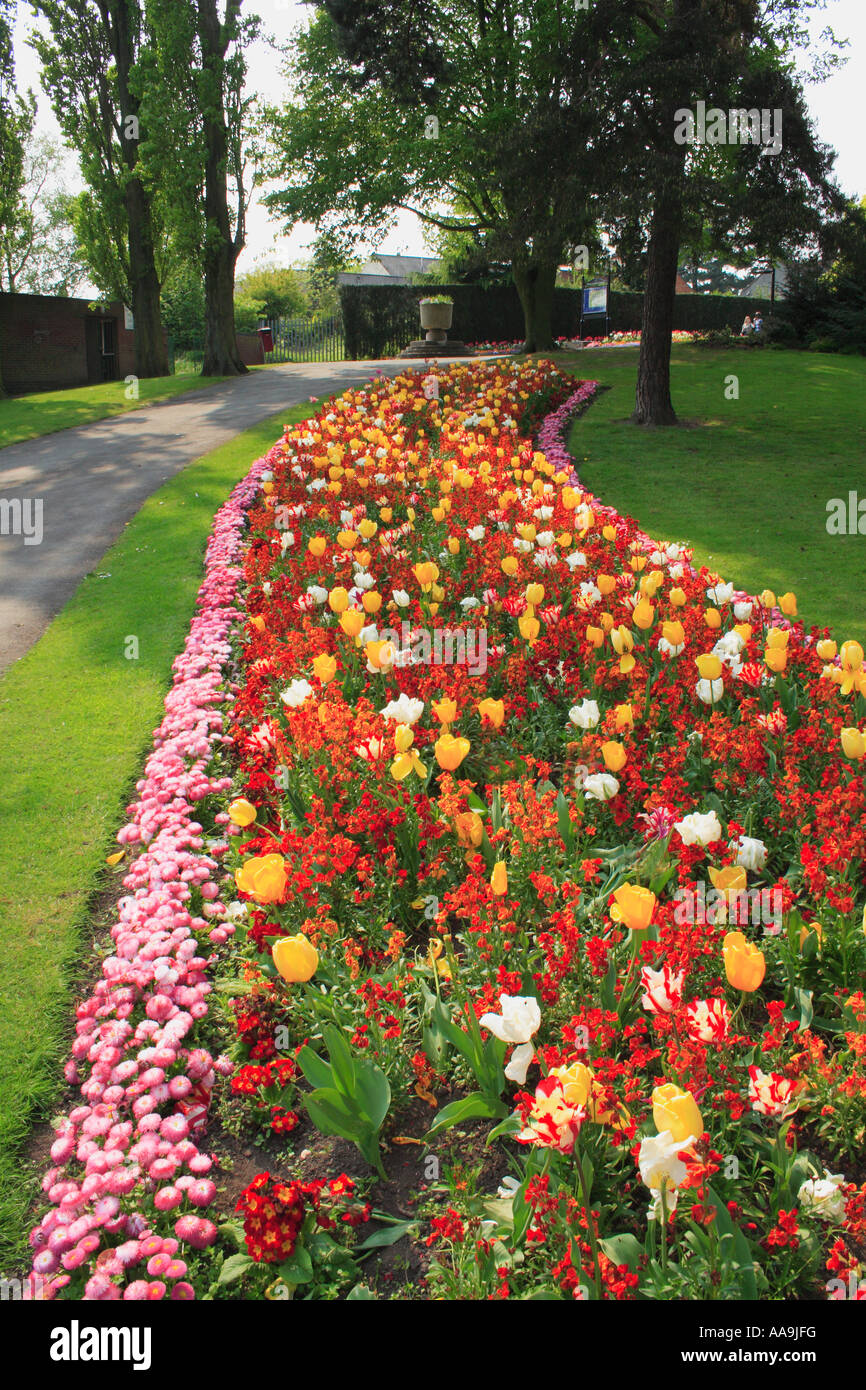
[
  {"left": 419, "top": 297, "right": 453, "bottom": 342},
  {"left": 400, "top": 296, "right": 473, "bottom": 358}
]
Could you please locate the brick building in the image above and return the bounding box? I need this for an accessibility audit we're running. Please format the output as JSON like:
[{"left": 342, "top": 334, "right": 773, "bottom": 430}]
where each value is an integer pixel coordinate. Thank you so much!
[{"left": 0, "top": 293, "right": 140, "bottom": 394}]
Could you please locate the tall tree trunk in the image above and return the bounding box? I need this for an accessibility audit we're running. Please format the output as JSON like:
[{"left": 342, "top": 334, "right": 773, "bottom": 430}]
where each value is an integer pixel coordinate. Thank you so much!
[
  {"left": 113, "top": 0, "right": 169, "bottom": 378},
  {"left": 633, "top": 146, "right": 686, "bottom": 426},
  {"left": 198, "top": 0, "right": 247, "bottom": 377},
  {"left": 512, "top": 255, "right": 558, "bottom": 354},
  {"left": 125, "top": 175, "right": 169, "bottom": 377}
]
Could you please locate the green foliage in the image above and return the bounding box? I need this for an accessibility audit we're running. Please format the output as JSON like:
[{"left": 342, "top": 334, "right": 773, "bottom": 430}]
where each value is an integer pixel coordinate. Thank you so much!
[
  {"left": 161, "top": 258, "right": 206, "bottom": 351},
  {"left": 297, "top": 1025, "right": 392, "bottom": 1178},
  {"left": 235, "top": 264, "right": 307, "bottom": 320}
]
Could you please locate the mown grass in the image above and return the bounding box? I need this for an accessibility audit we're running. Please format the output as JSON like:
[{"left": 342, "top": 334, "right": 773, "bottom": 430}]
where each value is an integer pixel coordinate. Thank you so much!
[
  {"left": 0, "top": 400, "right": 315, "bottom": 1266},
  {"left": 557, "top": 344, "right": 866, "bottom": 645},
  {"left": 0, "top": 373, "right": 232, "bottom": 450}
]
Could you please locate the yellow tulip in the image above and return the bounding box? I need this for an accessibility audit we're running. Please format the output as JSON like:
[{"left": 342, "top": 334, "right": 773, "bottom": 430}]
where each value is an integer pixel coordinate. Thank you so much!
[
  {"left": 551, "top": 1062, "right": 593, "bottom": 1108},
  {"left": 704, "top": 608, "right": 721, "bottom": 630},
  {"left": 339, "top": 609, "right": 365, "bottom": 639},
  {"left": 841, "top": 727, "right": 866, "bottom": 760},
  {"left": 490, "top": 861, "right": 508, "bottom": 896},
  {"left": 779, "top": 592, "right": 797, "bottom": 616},
  {"left": 759, "top": 589, "right": 777, "bottom": 608},
  {"left": 526, "top": 583, "right": 545, "bottom": 606},
  {"left": 362, "top": 591, "right": 382, "bottom": 614},
  {"left": 766, "top": 627, "right": 789, "bottom": 649},
  {"left": 816, "top": 639, "right": 837, "bottom": 661},
  {"left": 272, "top": 933, "right": 319, "bottom": 983},
  {"left": 633, "top": 599, "right": 655, "bottom": 630},
  {"left": 455, "top": 811, "right": 484, "bottom": 848},
  {"left": 652, "top": 1083, "right": 704, "bottom": 1144},
  {"left": 434, "top": 733, "right": 471, "bottom": 771},
  {"left": 228, "top": 798, "right": 256, "bottom": 827},
  {"left": 328, "top": 586, "right": 349, "bottom": 615},
  {"left": 601, "top": 740, "right": 627, "bottom": 773},
  {"left": 597, "top": 573, "right": 617, "bottom": 596},
  {"left": 312, "top": 653, "right": 337, "bottom": 685},
  {"left": 501, "top": 556, "right": 519, "bottom": 577},
  {"left": 708, "top": 864, "right": 747, "bottom": 906},
  {"left": 613, "top": 703, "right": 633, "bottom": 731},
  {"left": 799, "top": 921, "right": 823, "bottom": 949},
  {"left": 307, "top": 535, "right": 327, "bottom": 557},
  {"left": 669, "top": 587, "right": 687, "bottom": 607},
  {"left": 432, "top": 697, "right": 458, "bottom": 725},
  {"left": 723, "top": 931, "right": 766, "bottom": 992},
  {"left": 764, "top": 646, "right": 788, "bottom": 674},
  {"left": 336, "top": 529, "right": 358, "bottom": 551},
  {"left": 662, "top": 620, "right": 684, "bottom": 647},
  {"left": 696, "top": 654, "right": 722, "bottom": 681},
  {"left": 610, "top": 882, "right": 656, "bottom": 932},
  {"left": 358, "top": 518, "right": 377, "bottom": 539},
  {"left": 586, "top": 625, "right": 604, "bottom": 648},
  {"left": 477, "top": 698, "right": 505, "bottom": 729},
  {"left": 519, "top": 613, "right": 540, "bottom": 642},
  {"left": 235, "top": 854, "right": 287, "bottom": 905},
  {"left": 393, "top": 723, "right": 415, "bottom": 753}
]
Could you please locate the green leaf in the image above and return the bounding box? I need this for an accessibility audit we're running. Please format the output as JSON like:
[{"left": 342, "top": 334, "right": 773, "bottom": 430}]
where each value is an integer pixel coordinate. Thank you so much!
[
  {"left": 357, "top": 1219, "right": 416, "bottom": 1250},
  {"left": 347, "top": 1283, "right": 378, "bottom": 1300},
  {"left": 426, "top": 1091, "right": 505, "bottom": 1137},
  {"left": 599, "top": 1232, "right": 643, "bottom": 1271},
  {"left": 487, "top": 1112, "right": 521, "bottom": 1144},
  {"left": 217, "top": 1252, "right": 255, "bottom": 1285},
  {"left": 277, "top": 1244, "right": 314, "bottom": 1286},
  {"left": 353, "top": 1058, "right": 392, "bottom": 1131},
  {"left": 555, "top": 790, "right": 573, "bottom": 852},
  {"left": 296, "top": 1044, "right": 333, "bottom": 1090},
  {"left": 783, "top": 987, "right": 814, "bottom": 1033},
  {"left": 304, "top": 1087, "right": 362, "bottom": 1142},
  {"left": 707, "top": 1185, "right": 757, "bottom": 1299},
  {"left": 322, "top": 1023, "right": 357, "bottom": 1095},
  {"left": 467, "top": 792, "right": 488, "bottom": 815}
]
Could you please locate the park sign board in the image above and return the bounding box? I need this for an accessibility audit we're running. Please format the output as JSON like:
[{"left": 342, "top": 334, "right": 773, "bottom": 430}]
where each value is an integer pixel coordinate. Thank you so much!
[{"left": 582, "top": 279, "right": 608, "bottom": 315}]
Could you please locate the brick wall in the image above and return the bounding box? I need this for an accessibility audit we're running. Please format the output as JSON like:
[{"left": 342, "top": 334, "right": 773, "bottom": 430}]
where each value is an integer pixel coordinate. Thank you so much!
[
  {"left": 0, "top": 294, "right": 151, "bottom": 395},
  {"left": 236, "top": 332, "right": 265, "bottom": 367}
]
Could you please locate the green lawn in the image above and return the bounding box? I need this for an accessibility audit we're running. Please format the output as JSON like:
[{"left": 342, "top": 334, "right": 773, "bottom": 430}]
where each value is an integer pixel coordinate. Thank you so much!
[
  {"left": 0, "top": 372, "right": 232, "bottom": 449},
  {"left": 558, "top": 345, "right": 866, "bottom": 646},
  {"left": 0, "top": 399, "right": 316, "bottom": 1266}
]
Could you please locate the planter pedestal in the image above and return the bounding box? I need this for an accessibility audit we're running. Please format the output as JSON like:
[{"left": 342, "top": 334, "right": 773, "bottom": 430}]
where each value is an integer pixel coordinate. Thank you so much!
[{"left": 399, "top": 338, "right": 475, "bottom": 358}]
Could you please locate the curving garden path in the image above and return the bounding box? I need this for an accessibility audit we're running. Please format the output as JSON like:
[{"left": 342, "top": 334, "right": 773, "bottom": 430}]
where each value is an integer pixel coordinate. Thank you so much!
[{"left": 0, "top": 358, "right": 490, "bottom": 674}]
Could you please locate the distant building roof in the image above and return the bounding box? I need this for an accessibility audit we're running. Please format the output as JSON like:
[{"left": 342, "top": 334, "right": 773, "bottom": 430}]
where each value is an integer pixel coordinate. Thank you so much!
[
  {"left": 337, "top": 253, "right": 445, "bottom": 286},
  {"left": 741, "top": 265, "right": 789, "bottom": 298}
]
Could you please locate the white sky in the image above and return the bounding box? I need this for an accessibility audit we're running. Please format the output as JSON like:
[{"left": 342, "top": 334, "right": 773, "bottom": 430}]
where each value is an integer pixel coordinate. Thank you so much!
[{"left": 10, "top": 0, "right": 866, "bottom": 283}]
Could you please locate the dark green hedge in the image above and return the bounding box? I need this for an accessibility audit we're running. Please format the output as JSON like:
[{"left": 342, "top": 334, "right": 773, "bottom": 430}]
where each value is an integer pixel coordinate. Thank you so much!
[{"left": 339, "top": 282, "right": 772, "bottom": 357}]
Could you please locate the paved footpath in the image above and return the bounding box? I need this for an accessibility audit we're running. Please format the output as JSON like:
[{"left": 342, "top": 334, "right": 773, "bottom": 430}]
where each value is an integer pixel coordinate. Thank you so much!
[{"left": 0, "top": 358, "right": 483, "bottom": 674}]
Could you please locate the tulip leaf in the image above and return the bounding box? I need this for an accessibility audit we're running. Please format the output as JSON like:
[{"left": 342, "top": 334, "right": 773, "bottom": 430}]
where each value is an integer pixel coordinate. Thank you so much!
[
  {"left": 599, "top": 1233, "right": 643, "bottom": 1271},
  {"left": 353, "top": 1059, "right": 392, "bottom": 1131},
  {"left": 426, "top": 1091, "right": 506, "bottom": 1137},
  {"left": 783, "top": 987, "right": 813, "bottom": 1033},
  {"left": 555, "top": 791, "right": 574, "bottom": 852},
  {"left": 466, "top": 792, "right": 488, "bottom": 815},
  {"left": 346, "top": 1283, "right": 378, "bottom": 1300},
  {"left": 706, "top": 1185, "right": 758, "bottom": 1299},
  {"left": 303, "top": 1088, "right": 360, "bottom": 1142},
  {"left": 486, "top": 1113, "right": 521, "bottom": 1144},
  {"left": 322, "top": 1023, "right": 357, "bottom": 1095},
  {"left": 356, "top": 1219, "right": 416, "bottom": 1250},
  {"left": 217, "top": 1252, "right": 255, "bottom": 1285},
  {"left": 296, "top": 1044, "right": 334, "bottom": 1091}
]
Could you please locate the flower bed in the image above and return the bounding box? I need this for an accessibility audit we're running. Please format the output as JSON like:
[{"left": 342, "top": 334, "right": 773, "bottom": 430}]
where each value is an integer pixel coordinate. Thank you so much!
[
  {"left": 221, "top": 357, "right": 866, "bottom": 1300},
  {"left": 28, "top": 357, "right": 866, "bottom": 1302},
  {"left": 24, "top": 461, "right": 273, "bottom": 1301}
]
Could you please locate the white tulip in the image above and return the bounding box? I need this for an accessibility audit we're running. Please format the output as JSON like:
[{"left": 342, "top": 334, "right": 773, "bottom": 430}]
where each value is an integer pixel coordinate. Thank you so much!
[
  {"left": 732, "top": 835, "right": 768, "bottom": 872},
  {"left": 584, "top": 773, "right": 620, "bottom": 802},
  {"left": 380, "top": 694, "right": 425, "bottom": 725},
  {"left": 674, "top": 810, "right": 723, "bottom": 847},
  {"left": 569, "top": 699, "right": 600, "bottom": 729},
  {"left": 281, "top": 679, "right": 314, "bottom": 709}
]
